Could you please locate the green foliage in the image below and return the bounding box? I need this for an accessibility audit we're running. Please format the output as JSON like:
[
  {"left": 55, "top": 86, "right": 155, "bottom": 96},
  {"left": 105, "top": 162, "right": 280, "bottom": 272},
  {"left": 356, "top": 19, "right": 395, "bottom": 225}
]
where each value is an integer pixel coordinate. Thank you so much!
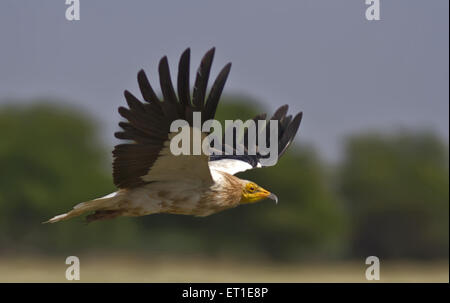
[
  {"left": 0, "top": 103, "right": 139, "bottom": 254},
  {"left": 339, "top": 132, "right": 449, "bottom": 259}
]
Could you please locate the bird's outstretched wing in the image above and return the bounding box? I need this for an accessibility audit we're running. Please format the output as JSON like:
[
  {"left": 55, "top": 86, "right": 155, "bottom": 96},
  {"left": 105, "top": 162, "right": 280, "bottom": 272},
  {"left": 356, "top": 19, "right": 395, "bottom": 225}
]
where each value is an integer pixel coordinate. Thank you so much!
[
  {"left": 208, "top": 106, "right": 303, "bottom": 175},
  {"left": 113, "top": 48, "right": 232, "bottom": 188}
]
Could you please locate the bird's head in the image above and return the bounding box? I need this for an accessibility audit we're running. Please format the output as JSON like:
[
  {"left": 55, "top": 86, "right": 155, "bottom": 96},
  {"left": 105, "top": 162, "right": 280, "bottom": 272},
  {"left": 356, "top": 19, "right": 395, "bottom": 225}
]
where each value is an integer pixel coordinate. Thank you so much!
[{"left": 239, "top": 181, "right": 278, "bottom": 204}]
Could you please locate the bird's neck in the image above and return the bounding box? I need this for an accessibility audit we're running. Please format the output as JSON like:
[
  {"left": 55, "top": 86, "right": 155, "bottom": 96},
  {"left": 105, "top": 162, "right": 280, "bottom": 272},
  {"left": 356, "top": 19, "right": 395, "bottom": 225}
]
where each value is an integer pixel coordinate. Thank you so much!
[{"left": 209, "top": 169, "right": 243, "bottom": 206}]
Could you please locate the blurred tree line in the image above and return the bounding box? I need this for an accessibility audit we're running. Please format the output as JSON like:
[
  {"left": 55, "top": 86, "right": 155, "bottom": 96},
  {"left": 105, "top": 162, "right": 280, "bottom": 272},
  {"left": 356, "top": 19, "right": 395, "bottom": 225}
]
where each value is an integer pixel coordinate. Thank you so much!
[{"left": 0, "top": 98, "right": 448, "bottom": 261}]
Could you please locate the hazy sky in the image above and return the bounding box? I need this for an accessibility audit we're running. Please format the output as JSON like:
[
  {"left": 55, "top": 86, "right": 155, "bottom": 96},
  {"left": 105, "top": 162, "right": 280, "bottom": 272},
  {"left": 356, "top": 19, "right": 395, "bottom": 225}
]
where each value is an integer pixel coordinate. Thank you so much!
[{"left": 1, "top": 0, "right": 448, "bottom": 161}]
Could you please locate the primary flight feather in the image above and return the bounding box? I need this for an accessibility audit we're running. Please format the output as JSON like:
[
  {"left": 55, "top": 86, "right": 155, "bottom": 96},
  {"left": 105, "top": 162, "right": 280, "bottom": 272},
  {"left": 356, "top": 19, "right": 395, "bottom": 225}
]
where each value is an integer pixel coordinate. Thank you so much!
[{"left": 46, "top": 48, "right": 303, "bottom": 223}]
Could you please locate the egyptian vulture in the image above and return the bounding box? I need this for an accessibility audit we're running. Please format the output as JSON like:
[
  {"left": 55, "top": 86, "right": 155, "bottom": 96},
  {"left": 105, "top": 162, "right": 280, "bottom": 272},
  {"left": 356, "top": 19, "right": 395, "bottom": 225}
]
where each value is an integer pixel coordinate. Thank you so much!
[{"left": 46, "top": 48, "right": 302, "bottom": 223}]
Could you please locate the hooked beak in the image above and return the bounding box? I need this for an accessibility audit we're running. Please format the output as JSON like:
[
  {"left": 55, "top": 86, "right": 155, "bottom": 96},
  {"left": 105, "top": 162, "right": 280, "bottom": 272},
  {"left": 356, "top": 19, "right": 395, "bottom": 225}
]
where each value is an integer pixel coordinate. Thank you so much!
[
  {"left": 249, "top": 186, "right": 279, "bottom": 205},
  {"left": 258, "top": 189, "right": 278, "bottom": 204},
  {"left": 267, "top": 193, "right": 278, "bottom": 204}
]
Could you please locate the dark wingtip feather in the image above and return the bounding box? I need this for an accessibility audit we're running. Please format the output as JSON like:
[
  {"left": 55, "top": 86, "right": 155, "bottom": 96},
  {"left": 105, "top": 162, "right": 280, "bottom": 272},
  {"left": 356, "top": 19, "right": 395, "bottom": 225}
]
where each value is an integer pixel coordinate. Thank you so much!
[
  {"left": 204, "top": 62, "right": 232, "bottom": 121},
  {"left": 290, "top": 112, "right": 303, "bottom": 135},
  {"left": 137, "top": 69, "right": 160, "bottom": 103},
  {"left": 158, "top": 56, "right": 170, "bottom": 81},
  {"left": 192, "top": 48, "right": 216, "bottom": 109},
  {"left": 118, "top": 121, "right": 132, "bottom": 130},
  {"left": 124, "top": 90, "right": 144, "bottom": 111},
  {"left": 114, "top": 131, "right": 127, "bottom": 140},
  {"left": 177, "top": 48, "right": 191, "bottom": 107},
  {"left": 278, "top": 111, "right": 303, "bottom": 157},
  {"left": 271, "top": 105, "right": 289, "bottom": 120},
  {"left": 118, "top": 106, "right": 130, "bottom": 119},
  {"left": 223, "top": 62, "right": 232, "bottom": 74},
  {"left": 158, "top": 56, "right": 178, "bottom": 104},
  {"left": 205, "top": 47, "right": 216, "bottom": 57},
  {"left": 159, "top": 56, "right": 168, "bottom": 67}
]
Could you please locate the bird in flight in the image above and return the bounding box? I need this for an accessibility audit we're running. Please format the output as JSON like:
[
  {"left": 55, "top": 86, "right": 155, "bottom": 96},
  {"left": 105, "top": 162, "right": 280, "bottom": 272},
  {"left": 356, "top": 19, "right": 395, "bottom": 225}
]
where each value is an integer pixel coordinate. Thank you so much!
[{"left": 46, "top": 48, "right": 303, "bottom": 223}]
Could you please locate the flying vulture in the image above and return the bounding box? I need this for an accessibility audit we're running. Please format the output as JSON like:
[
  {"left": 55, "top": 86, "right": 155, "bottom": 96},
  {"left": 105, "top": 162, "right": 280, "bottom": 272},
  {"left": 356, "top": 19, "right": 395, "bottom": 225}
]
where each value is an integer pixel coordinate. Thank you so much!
[{"left": 46, "top": 48, "right": 303, "bottom": 223}]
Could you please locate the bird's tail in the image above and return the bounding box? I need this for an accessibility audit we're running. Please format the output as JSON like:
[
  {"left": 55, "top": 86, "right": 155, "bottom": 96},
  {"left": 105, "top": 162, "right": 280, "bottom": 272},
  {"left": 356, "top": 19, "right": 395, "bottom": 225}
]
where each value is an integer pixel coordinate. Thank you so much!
[{"left": 43, "top": 192, "right": 121, "bottom": 224}]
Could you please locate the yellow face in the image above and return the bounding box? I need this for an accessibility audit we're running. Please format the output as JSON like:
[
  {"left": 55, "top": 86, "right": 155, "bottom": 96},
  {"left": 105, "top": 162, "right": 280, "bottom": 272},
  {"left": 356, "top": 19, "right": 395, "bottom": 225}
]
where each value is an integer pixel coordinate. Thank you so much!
[{"left": 240, "top": 182, "right": 277, "bottom": 204}]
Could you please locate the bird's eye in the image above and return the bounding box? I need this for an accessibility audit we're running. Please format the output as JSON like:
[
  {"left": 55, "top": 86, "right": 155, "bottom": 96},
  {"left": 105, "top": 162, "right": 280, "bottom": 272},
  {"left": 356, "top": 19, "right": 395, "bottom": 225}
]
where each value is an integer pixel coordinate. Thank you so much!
[{"left": 248, "top": 185, "right": 255, "bottom": 192}]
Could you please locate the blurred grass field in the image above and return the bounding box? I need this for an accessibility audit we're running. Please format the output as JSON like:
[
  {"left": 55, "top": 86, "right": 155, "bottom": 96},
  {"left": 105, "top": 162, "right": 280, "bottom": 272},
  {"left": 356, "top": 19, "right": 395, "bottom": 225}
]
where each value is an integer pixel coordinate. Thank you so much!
[{"left": 0, "top": 255, "right": 447, "bottom": 283}]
